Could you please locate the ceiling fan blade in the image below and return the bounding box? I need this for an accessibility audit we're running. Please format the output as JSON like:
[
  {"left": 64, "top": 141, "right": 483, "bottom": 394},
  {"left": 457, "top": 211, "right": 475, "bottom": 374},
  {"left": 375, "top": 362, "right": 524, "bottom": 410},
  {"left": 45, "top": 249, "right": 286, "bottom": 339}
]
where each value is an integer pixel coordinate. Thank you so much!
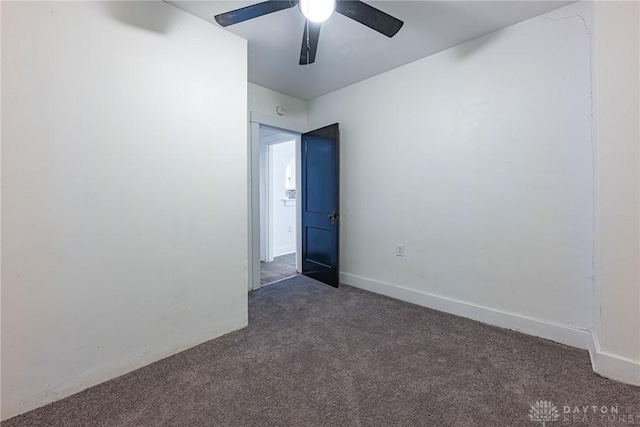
[
  {"left": 214, "top": 1, "right": 299, "bottom": 27},
  {"left": 335, "top": 0, "right": 403, "bottom": 37},
  {"left": 299, "top": 20, "right": 321, "bottom": 65}
]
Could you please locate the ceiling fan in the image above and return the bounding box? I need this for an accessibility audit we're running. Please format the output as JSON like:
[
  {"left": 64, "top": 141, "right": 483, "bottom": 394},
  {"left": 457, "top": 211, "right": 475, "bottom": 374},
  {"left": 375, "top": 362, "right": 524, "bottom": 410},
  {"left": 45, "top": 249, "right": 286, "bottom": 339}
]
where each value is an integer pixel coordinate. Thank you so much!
[{"left": 214, "top": 0, "right": 404, "bottom": 65}]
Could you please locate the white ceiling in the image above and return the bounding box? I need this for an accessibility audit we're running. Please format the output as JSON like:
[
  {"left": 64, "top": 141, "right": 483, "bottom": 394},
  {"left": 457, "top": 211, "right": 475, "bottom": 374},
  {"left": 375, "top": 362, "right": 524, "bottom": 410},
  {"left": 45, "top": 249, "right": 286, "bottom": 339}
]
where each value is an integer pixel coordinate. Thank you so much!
[{"left": 169, "top": 1, "right": 572, "bottom": 100}]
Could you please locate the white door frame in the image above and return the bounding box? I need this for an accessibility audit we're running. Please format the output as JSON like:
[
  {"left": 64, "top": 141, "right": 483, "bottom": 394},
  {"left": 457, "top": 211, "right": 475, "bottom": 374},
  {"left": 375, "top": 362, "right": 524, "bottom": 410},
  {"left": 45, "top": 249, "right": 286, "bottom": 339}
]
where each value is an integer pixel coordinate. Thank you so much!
[{"left": 248, "top": 112, "right": 307, "bottom": 291}]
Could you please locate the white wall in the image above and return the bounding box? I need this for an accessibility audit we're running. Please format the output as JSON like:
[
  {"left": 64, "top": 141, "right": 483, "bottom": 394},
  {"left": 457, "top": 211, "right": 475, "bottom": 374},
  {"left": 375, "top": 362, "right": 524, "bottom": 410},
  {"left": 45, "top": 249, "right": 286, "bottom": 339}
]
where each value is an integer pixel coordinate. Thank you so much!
[
  {"left": 271, "top": 141, "right": 296, "bottom": 257},
  {"left": 248, "top": 83, "right": 308, "bottom": 128},
  {"left": 1, "top": 1, "right": 248, "bottom": 419},
  {"left": 591, "top": 0, "right": 640, "bottom": 384},
  {"left": 309, "top": 2, "right": 594, "bottom": 347}
]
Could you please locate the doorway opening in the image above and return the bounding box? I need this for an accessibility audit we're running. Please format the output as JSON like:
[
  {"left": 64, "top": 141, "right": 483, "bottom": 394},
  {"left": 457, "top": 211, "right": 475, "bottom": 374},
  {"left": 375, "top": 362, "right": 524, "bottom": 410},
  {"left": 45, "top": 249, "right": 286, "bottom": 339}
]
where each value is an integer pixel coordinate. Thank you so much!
[
  {"left": 258, "top": 125, "right": 300, "bottom": 286},
  {"left": 248, "top": 112, "right": 339, "bottom": 291}
]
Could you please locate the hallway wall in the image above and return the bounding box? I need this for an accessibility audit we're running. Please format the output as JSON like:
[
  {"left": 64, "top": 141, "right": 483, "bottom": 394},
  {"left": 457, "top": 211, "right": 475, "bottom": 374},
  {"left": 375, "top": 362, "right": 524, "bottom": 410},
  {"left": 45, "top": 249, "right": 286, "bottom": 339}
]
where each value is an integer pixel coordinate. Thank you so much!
[{"left": 271, "top": 141, "right": 297, "bottom": 257}]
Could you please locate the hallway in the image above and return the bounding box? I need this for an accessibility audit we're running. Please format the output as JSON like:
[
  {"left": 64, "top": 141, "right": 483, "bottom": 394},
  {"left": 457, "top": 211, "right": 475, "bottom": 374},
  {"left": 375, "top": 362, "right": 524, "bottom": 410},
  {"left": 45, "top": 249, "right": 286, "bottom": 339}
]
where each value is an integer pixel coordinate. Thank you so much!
[{"left": 260, "top": 253, "right": 297, "bottom": 286}]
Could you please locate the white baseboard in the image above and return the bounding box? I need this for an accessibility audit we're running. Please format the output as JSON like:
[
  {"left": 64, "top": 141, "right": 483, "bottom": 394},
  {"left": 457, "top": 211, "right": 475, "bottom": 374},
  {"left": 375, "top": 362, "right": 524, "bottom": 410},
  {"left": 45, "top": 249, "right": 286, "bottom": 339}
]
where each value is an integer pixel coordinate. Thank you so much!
[
  {"left": 589, "top": 333, "right": 640, "bottom": 386},
  {"left": 1, "top": 315, "right": 248, "bottom": 421},
  {"left": 341, "top": 272, "right": 640, "bottom": 387},
  {"left": 273, "top": 246, "right": 295, "bottom": 257},
  {"left": 340, "top": 272, "right": 592, "bottom": 349}
]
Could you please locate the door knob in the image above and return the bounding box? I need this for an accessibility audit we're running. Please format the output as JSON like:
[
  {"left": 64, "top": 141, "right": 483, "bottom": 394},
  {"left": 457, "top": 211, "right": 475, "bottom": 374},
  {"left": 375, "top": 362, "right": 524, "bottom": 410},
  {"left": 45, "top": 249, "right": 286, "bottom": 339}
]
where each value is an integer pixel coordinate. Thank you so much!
[{"left": 329, "top": 211, "right": 339, "bottom": 226}]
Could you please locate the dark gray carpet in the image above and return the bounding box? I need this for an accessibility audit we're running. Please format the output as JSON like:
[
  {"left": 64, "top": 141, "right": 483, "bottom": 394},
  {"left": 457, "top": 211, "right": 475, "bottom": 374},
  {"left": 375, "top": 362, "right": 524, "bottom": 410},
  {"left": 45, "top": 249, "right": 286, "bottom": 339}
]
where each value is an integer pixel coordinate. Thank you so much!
[{"left": 3, "top": 276, "right": 639, "bottom": 426}]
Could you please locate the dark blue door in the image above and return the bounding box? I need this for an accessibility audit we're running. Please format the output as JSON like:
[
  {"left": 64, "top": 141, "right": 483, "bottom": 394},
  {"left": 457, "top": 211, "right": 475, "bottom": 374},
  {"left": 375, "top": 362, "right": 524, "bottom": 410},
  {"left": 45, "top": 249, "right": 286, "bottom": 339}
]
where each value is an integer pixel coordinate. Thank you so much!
[{"left": 301, "top": 123, "right": 339, "bottom": 287}]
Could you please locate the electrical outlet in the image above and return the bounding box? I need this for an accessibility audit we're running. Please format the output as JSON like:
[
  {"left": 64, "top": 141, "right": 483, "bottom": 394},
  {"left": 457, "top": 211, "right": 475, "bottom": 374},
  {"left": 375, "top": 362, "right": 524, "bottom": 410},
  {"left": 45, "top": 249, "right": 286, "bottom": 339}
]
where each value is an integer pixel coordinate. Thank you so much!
[{"left": 396, "top": 244, "right": 405, "bottom": 257}]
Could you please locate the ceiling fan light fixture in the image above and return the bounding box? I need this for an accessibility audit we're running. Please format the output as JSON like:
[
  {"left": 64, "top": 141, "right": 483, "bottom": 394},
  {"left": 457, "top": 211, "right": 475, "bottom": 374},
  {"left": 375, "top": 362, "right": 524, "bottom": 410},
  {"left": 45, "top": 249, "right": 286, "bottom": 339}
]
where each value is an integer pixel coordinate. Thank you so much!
[{"left": 300, "top": 0, "right": 335, "bottom": 23}]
